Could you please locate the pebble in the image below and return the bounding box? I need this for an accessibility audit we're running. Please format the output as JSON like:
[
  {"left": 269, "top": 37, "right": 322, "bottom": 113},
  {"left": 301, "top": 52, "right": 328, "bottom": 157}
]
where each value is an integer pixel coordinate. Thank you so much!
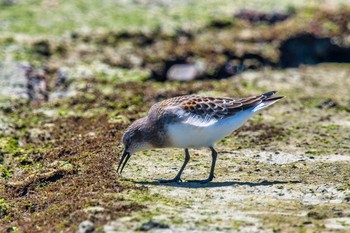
[{"left": 77, "top": 220, "right": 95, "bottom": 233}]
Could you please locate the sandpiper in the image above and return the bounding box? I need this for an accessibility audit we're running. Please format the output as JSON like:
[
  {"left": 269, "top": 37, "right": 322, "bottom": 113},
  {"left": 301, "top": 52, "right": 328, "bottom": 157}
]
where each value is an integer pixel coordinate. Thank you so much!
[{"left": 118, "top": 91, "right": 284, "bottom": 183}]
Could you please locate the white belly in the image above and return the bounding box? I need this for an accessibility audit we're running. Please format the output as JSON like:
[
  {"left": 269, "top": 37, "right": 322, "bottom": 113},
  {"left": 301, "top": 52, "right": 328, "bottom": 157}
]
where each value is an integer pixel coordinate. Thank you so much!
[{"left": 167, "top": 110, "right": 254, "bottom": 148}]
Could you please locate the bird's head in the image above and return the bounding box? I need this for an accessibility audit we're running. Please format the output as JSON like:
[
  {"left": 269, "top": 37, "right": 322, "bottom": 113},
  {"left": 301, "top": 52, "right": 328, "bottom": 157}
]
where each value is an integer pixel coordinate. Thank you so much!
[{"left": 117, "top": 117, "right": 153, "bottom": 174}]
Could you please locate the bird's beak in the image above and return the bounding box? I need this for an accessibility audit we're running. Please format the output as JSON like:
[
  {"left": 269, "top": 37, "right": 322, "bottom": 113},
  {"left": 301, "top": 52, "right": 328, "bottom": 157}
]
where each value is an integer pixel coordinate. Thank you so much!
[{"left": 117, "top": 150, "right": 131, "bottom": 174}]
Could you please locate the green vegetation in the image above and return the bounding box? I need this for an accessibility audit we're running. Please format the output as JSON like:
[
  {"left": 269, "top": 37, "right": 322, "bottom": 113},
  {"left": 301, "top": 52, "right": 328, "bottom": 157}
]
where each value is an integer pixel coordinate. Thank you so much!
[
  {"left": 1, "top": 63, "right": 349, "bottom": 232},
  {"left": 1, "top": 0, "right": 350, "bottom": 232},
  {"left": 0, "top": 0, "right": 311, "bottom": 36}
]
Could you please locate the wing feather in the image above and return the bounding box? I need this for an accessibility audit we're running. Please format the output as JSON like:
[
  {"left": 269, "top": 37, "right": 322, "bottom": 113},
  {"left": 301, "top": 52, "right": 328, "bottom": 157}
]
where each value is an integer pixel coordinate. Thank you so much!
[{"left": 151, "top": 91, "right": 278, "bottom": 126}]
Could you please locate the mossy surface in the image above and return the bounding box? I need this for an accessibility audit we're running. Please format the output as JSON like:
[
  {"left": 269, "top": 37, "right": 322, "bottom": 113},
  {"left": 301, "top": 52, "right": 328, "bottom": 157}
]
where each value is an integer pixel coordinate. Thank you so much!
[
  {"left": 1, "top": 64, "right": 350, "bottom": 231},
  {"left": 1, "top": 1, "right": 350, "bottom": 232},
  {"left": 101, "top": 65, "right": 349, "bottom": 232}
]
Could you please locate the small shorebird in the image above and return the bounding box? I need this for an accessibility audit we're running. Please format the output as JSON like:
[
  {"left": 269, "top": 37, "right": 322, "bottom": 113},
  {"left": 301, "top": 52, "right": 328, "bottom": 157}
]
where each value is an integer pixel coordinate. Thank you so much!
[{"left": 118, "top": 91, "right": 284, "bottom": 183}]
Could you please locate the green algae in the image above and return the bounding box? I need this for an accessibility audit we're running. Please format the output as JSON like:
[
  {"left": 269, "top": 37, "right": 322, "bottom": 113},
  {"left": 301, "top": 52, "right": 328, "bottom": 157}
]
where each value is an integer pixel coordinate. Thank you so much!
[
  {"left": 0, "top": 198, "right": 9, "bottom": 220},
  {"left": 1, "top": 1, "right": 350, "bottom": 231},
  {"left": 15, "top": 76, "right": 350, "bottom": 230},
  {"left": 0, "top": 137, "right": 20, "bottom": 157}
]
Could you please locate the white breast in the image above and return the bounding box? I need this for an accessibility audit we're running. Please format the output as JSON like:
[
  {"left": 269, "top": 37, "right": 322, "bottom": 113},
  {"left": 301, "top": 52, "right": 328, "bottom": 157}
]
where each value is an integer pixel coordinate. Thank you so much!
[{"left": 167, "top": 110, "right": 254, "bottom": 148}]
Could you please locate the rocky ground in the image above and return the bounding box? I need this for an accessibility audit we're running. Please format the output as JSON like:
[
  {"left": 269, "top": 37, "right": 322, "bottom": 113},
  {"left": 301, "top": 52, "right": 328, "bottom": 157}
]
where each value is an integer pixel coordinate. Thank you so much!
[
  {"left": 1, "top": 64, "right": 349, "bottom": 232},
  {"left": 0, "top": 0, "right": 350, "bottom": 232},
  {"left": 104, "top": 66, "right": 350, "bottom": 233}
]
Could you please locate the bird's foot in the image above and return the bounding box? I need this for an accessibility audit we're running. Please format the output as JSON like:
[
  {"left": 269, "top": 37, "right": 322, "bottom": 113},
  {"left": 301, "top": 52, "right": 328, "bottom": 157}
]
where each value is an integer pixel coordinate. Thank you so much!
[{"left": 157, "top": 177, "right": 183, "bottom": 183}]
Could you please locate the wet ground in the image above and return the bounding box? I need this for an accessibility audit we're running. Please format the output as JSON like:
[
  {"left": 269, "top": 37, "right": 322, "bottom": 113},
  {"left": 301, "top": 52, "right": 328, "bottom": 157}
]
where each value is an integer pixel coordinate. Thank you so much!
[
  {"left": 103, "top": 66, "right": 350, "bottom": 233},
  {"left": 1, "top": 64, "right": 349, "bottom": 232},
  {"left": 0, "top": 1, "right": 350, "bottom": 232}
]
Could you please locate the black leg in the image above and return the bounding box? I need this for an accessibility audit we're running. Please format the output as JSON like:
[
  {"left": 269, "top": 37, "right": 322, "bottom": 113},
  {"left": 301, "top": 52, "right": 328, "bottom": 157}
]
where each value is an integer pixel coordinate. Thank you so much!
[
  {"left": 207, "top": 146, "right": 217, "bottom": 182},
  {"left": 188, "top": 147, "right": 217, "bottom": 184},
  {"left": 159, "top": 148, "right": 190, "bottom": 183},
  {"left": 175, "top": 148, "right": 190, "bottom": 180}
]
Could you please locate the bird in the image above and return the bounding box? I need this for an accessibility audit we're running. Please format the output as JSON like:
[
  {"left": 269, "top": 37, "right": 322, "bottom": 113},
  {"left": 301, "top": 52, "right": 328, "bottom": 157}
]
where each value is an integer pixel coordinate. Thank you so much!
[{"left": 117, "top": 91, "right": 284, "bottom": 183}]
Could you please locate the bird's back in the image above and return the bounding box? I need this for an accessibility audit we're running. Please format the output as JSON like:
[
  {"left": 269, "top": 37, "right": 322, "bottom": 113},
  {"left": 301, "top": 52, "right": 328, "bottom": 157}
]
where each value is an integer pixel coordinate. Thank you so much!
[{"left": 147, "top": 91, "right": 283, "bottom": 148}]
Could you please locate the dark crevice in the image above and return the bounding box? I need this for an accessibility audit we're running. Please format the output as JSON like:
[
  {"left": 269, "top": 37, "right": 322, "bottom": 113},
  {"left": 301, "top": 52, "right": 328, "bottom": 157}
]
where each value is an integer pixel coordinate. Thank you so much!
[{"left": 279, "top": 33, "right": 350, "bottom": 68}]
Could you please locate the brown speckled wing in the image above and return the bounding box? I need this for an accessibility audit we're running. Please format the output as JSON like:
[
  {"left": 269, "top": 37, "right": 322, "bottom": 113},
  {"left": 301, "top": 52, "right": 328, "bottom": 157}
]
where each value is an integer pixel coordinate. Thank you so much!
[{"left": 159, "top": 91, "right": 277, "bottom": 120}]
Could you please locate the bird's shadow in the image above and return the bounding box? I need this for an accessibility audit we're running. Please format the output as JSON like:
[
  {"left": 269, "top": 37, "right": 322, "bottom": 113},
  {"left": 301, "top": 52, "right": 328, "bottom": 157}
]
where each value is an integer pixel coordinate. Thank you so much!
[{"left": 134, "top": 180, "right": 301, "bottom": 188}]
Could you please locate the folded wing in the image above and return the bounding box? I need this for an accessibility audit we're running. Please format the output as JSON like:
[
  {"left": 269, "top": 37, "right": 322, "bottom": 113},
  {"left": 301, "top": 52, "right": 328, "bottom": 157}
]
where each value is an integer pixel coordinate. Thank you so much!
[{"left": 157, "top": 91, "right": 281, "bottom": 127}]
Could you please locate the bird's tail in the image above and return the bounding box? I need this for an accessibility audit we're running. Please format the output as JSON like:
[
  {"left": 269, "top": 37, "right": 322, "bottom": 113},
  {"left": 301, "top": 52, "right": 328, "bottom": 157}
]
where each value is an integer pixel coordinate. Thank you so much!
[{"left": 252, "top": 91, "right": 284, "bottom": 112}]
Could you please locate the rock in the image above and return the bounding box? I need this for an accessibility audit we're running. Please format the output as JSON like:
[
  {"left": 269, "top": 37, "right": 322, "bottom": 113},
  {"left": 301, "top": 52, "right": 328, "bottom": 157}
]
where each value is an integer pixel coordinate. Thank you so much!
[
  {"left": 77, "top": 220, "right": 95, "bottom": 233},
  {"left": 138, "top": 220, "right": 169, "bottom": 231},
  {"left": 0, "top": 61, "right": 49, "bottom": 103},
  {"left": 27, "top": 68, "right": 48, "bottom": 102},
  {"left": 166, "top": 62, "right": 205, "bottom": 81},
  {"left": 0, "top": 62, "right": 28, "bottom": 99}
]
